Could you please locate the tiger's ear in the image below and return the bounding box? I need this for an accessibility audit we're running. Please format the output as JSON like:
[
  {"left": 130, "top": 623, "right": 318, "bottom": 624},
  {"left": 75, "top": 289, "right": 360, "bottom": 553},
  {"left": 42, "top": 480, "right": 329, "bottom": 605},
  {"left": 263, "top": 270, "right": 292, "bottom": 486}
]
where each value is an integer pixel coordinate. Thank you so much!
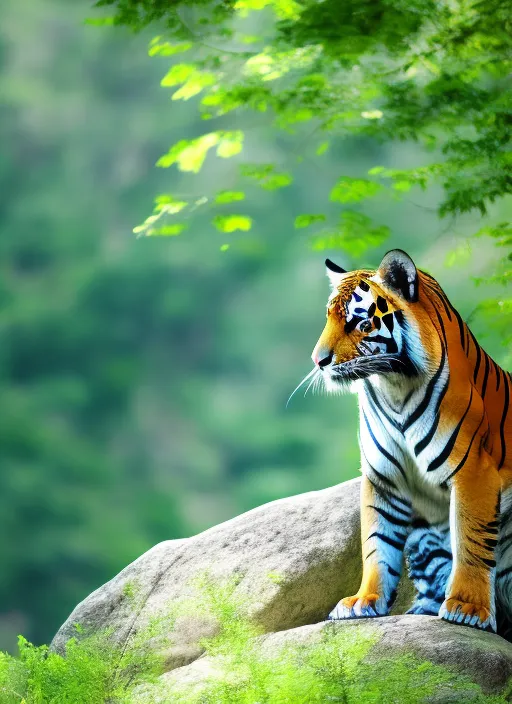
[
  {"left": 378, "top": 249, "right": 418, "bottom": 302},
  {"left": 325, "top": 258, "right": 347, "bottom": 290}
]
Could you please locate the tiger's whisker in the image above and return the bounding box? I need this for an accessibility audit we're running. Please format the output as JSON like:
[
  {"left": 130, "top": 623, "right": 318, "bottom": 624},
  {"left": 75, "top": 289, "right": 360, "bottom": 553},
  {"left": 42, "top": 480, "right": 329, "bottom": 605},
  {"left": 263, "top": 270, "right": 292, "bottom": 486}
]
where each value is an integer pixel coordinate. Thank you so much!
[{"left": 286, "top": 367, "right": 318, "bottom": 408}]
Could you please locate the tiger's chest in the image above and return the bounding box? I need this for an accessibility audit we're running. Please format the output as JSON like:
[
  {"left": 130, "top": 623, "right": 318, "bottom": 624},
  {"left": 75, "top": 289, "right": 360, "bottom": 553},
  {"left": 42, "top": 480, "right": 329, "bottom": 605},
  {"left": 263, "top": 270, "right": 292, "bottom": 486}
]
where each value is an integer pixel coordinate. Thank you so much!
[{"left": 358, "top": 387, "right": 451, "bottom": 522}]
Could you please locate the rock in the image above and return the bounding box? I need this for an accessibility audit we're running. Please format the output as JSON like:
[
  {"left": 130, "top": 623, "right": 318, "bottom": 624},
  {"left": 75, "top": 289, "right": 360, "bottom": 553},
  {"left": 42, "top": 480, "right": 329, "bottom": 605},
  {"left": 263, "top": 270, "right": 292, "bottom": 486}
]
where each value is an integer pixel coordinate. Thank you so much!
[
  {"left": 53, "top": 477, "right": 391, "bottom": 668},
  {"left": 134, "top": 618, "right": 512, "bottom": 703},
  {"left": 52, "top": 477, "right": 411, "bottom": 665},
  {"left": 52, "top": 476, "right": 512, "bottom": 702}
]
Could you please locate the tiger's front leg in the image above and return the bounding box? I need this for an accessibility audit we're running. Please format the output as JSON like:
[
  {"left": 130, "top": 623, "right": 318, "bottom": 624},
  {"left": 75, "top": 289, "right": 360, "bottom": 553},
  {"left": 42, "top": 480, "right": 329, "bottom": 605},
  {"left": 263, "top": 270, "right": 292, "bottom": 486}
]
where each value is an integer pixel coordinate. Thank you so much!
[
  {"left": 440, "top": 450, "right": 500, "bottom": 632},
  {"left": 329, "top": 473, "right": 412, "bottom": 620}
]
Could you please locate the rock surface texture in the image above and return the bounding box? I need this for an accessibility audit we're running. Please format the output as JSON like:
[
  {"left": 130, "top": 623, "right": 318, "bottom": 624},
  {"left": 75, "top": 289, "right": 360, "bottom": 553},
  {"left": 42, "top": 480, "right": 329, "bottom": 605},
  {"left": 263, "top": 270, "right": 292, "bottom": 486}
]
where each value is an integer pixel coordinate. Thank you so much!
[{"left": 52, "top": 477, "right": 512, "bottom": 701}]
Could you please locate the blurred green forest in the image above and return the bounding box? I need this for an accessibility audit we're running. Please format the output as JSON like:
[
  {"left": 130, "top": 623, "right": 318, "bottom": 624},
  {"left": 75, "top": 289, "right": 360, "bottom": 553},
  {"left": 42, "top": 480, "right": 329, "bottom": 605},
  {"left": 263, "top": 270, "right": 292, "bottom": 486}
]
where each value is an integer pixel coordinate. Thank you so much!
[{"left": 0, "top": 0, "right": 509, "bottom": 649}]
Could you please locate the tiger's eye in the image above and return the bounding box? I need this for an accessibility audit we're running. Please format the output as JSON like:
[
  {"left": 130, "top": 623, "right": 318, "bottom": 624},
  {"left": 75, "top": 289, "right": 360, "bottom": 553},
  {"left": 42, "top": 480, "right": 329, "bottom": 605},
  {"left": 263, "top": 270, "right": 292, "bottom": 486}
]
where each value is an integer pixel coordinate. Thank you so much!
[{"left": 360, "top": 319, "right": 373, "bottom": 333}]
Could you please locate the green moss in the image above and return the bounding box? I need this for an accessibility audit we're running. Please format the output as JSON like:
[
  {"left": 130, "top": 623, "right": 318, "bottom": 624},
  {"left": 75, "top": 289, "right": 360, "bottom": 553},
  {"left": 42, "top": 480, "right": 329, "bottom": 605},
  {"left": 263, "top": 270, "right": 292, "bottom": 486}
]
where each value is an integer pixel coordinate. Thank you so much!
[{"left": 0, "top": 577, "right": 510, "bottom": 703}]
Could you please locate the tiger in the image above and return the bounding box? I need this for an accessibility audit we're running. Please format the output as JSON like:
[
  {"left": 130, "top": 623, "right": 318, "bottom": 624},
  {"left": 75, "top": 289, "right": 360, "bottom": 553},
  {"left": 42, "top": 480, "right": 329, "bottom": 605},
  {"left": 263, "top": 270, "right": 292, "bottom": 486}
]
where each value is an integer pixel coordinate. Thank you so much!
[{"left": 309, "top": 249, "right": 512, "bottom": 633}]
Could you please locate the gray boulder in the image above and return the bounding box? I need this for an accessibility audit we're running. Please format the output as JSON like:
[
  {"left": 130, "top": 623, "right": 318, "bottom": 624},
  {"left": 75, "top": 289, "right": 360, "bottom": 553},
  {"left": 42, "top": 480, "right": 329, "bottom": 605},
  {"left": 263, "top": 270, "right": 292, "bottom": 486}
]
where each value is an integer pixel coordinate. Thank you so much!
[
  {"left": 55, "top": 477, "right": 406, "bottom": 668},
  {"left": 52, "top": 476, "right": 512, "bottom": 702}
]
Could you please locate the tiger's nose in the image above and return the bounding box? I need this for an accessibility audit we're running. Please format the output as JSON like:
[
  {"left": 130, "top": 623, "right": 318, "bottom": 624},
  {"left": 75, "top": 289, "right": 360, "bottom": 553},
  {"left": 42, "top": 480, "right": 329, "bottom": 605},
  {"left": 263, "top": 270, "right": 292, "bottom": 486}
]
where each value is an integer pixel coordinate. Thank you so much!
[{"left": 312, "top": 346, "right": 334, "bottom": 368}]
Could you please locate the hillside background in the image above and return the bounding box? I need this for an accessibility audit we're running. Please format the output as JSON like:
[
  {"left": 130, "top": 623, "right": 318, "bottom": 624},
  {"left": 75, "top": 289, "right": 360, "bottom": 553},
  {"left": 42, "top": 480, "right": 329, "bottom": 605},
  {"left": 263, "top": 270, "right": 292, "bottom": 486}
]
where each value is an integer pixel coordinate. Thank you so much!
[{"left": 0, "top": 0, "right": 509, "bottom": 649}]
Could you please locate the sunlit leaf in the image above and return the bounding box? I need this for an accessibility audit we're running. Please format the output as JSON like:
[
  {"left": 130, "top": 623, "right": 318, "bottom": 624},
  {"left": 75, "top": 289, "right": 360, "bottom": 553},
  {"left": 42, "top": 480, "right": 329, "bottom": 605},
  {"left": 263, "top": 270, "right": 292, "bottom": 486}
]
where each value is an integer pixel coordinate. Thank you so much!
[
  {"left": 240, "top": 34, "right": 263, "bottom": 44},
  {"left": 212, "top": 215, "right": 253, "bottom": 232},
  {"left": 148, "top": 39, "right": 193, "bottom": 56},
  {"left": 445, "top": 242, "right": 472, "bottom": 268},
  {"left": 161, "top": 64, "right": 196, "bottom": 87},
  {"left": 294, "top": 214, "right": 326, "bottom": 229},
  {"left": 216, "top": 131, "right": 244, "bottom": 158},
  {"left": 311, "top": 212, "right": 389, "bottom": 255},
  {"left": 84, "top": 16, "right": 115, "bottom": 26},
  {"left": 150, "top": 224, "right": 187, "bottom": 236},
  {"left": 330, "top": 177, "right": 382, "bottom": 203},
  {"left": 316, "top": 141, "right": 329, "bottom": 156},
  {"left": 361, "top": 110, "right": 383, "bottom": 119},
  {"left": 215, "top": 191, "right": 246, "bottom": 204},
  {"left": 172, "top": 72, "right": 216, "bottom": 101},
  {"left": 240, "top": 163, "right": 292, "bottom": 189},
  {"left": 157, "top": 134, "right": 219, "bottom": 172}
]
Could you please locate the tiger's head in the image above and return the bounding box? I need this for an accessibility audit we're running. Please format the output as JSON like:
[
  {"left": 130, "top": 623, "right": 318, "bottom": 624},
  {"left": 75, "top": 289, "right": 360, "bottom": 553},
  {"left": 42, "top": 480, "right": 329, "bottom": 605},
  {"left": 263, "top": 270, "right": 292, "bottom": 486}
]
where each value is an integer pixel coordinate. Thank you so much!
[{"left": 312, "top": 249, "right": 430, "bottom": 392}]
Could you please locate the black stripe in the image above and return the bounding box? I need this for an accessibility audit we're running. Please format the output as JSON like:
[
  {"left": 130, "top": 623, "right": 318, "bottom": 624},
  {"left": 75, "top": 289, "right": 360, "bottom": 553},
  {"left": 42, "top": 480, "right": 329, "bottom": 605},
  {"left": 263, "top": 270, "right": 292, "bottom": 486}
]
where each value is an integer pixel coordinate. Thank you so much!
[
  {"left": 377, "top": 296, "right": 388, "bottom": 313},
  {"left": 362, "top": 448, "right": 398, "bottom": 491},
  {"left": 369, "top": 505, "right": 410, "bottom": 527},
  {"left": 497, "top": 565, "right": 512, "bottom": 579},
  {"left": 382, "top": 313, "right": 394, "bottom": 333},
  {"left": 368, "top": 531, "right": 405, "bottom": 551},
  {"left": 386, "top": 496, "right": 412, "bottom": 517},
  {"left": 345, "top": 315, "right": 364, "bottom": 333},
  {"left": 412, "top": 548, "right": 452, "bottom": 572},
  {"left": 364, "top": 382, "right": 403, "bottom": 433},
  {"left": 469, "top": 329, "right": 481, "bottom": 382},
  {"left": 499, "top": 533, "right": 512, "bottom": 553},
  {"left": 401, "top": 389, "right": 415, "bottom": 409},
  {"left": 403, "top": 344, "right": 446, "bottom": 432},
  {"left": 422, "top": 281, "right": 452, "bottom": 321},
  {"left": 359, "top": 281, "right": 370, "bottom": 292},
  {"left": 450, "top": 305, "right": 466, "bottom": 349},
  {"left": 432, "top": 305, "right": 448, "bottom": 347},
  {"left": 367, "top": 302, "right": 376, "bottom": 317},
  {"left": 445, "top": 408, "right": 486, "bottom": 480},
  {"left": 496, "top": 362, "right": 502, "bottom": 391},
  {"left": 498, "top": 368, "right": 510, "bottom": 469},
  {"left": 414, "top": 411, "right": 441, "bottom": 456},
  {"left": 392, "top": 494, "right": 411, "bottom": 508},
  {"left": 427, "top": 387, "right": 474, "bottom": 472},
  {"left": 363, "top": 412, "right": 407, "bottom": 480},
  {"left": 481, "top": 353, "right": 490, "bottom": 399},
  {"left": 394, "top": 310, "right": 406, "bottom": 328}
]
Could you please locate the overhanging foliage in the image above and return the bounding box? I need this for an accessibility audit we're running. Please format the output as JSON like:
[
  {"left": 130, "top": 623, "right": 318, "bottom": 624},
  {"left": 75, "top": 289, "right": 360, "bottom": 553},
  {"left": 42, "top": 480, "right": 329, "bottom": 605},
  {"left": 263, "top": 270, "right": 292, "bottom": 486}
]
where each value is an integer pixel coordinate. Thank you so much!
[{"left": 93, "top": 0, "right": 511, "bottom": 341}]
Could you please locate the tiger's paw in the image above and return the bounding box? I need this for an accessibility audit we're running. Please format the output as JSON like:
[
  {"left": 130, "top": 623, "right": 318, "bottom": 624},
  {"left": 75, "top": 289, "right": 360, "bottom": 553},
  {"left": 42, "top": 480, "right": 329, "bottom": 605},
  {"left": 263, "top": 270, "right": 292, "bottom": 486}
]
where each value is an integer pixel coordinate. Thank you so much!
[
  {"left": 328, "top": 593, "right": 387, "bottom": 620},
  {"left": 439, "top": 598, "right": 496, "bottom": 632}
]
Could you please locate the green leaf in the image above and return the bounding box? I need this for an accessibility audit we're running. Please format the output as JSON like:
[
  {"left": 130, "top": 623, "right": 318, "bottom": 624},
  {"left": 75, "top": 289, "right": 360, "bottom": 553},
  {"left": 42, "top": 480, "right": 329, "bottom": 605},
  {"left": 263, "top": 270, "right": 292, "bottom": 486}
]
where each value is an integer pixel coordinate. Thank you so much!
[
  {"left": 157, "top": 134, "right": 219, "bottom": 172},
  {"left": 160, "top": 64, "right": 196, "bottom": 87},
  {"left": 361, "top": 110, "right": 383, "bottom": 119},
  {"left": 316, "top": 141, "right": 330, "bottom": 156},
  {"left": 311, "top": 212, "right": 389, "bottom": 256},
  {"left": 215, "top": 191, "right": 246, "bottom": 204},
  {"left": 330, "top": 177, "right": 382, "bottom": 204},
  {"left": 172, "top": 72, "right": 216, "bottom": 101},
  {"left": 154, "top": 195, "right": 188, "bottom": 213},
  {"left": 150, "top": 224, "right": 187, "bottom": 236},
  {"left": 216, "top": 131, "right": 244, "bottom": 158},
  {"left": 84, "top": 16, "right": 115, "bottom": 26},
  {"left": 392, "top": 180, "right": 413, "bottom": 193},
  {"left": 240, "top": 163, "right": 292, "bottom": 190},
  {"left": 262, "top": 172, "right": 292, "bottom": 190},
  {"left": 294, "top": 214, "right": 326, "bottom": 229},
  {"left": 212, "top": 215, "right": 253, "bottom": 232},
  {"left": 444, "top": 242, "right": 472, "bottom": 268},
  {"left": 148, "top": 40, "right": 193, "bottom": 57}
]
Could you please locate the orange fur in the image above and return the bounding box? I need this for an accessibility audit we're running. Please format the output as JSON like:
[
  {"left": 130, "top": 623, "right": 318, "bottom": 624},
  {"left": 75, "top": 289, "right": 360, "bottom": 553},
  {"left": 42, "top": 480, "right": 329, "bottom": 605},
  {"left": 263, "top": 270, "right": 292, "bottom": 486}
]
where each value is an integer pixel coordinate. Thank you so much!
[{"left": 316, "top": 258, "right": 512, "bottom": 628}]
